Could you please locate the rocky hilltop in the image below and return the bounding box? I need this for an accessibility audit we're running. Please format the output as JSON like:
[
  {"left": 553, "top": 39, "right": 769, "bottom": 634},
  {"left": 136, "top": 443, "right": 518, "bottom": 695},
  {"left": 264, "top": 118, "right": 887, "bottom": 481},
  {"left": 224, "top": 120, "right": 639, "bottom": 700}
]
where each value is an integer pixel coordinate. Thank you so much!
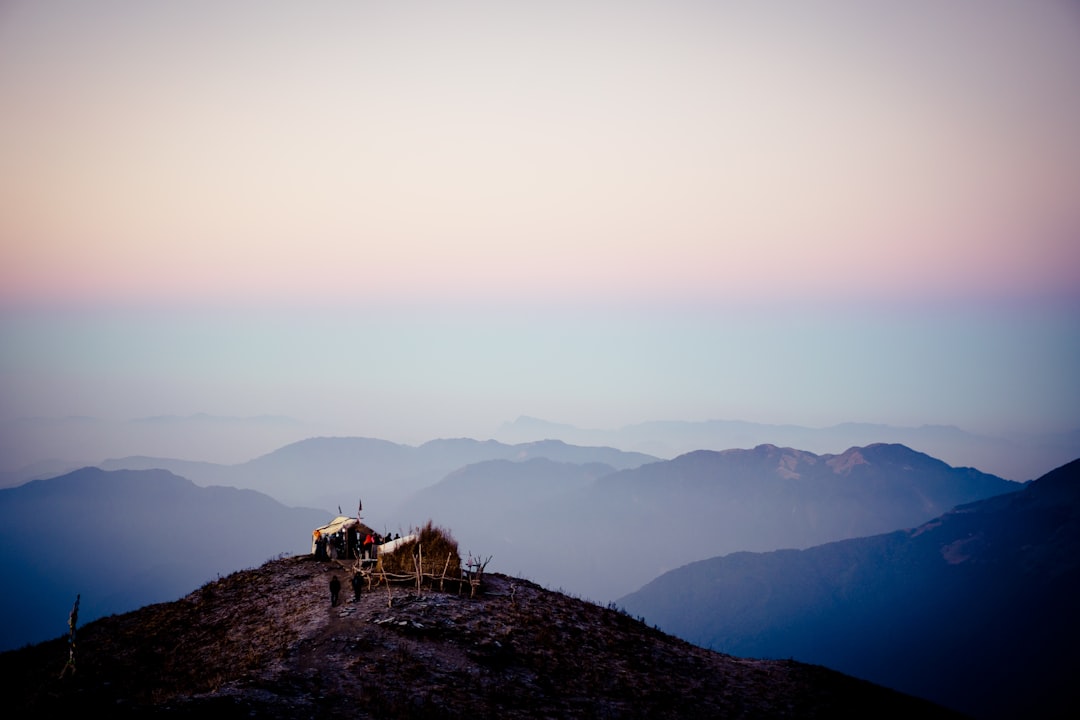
[{"left": 0, "top": 555, "right": 961, "bottom": 719}]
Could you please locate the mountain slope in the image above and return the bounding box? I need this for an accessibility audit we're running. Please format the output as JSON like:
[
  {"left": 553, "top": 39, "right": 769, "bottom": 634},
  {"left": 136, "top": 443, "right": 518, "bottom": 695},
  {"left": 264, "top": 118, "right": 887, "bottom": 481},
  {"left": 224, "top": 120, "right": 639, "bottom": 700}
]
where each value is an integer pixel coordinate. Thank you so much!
[
  {"left": 0, "top": 556, "right": 963, "bottom": 719},
  {"left": 0, "top": 467, "right": 329, "bottom": 651},
  {"left": 402, "top": 443, "right": 1018, "bottom": 601},
  {"left": 617, "top": 458, "right": 1080, "bottom": 719}
]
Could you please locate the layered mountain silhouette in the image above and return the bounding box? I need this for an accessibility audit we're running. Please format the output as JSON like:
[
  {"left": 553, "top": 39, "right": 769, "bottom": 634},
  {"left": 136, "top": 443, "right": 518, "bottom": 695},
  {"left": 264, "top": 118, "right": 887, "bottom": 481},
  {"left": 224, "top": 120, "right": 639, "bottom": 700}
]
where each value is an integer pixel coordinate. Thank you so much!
[
  {"left": 0, "top": 556, "right": 964, "bottom": 718},
  {"left": 1, "top": 442, "right": 1020, "bottom": 655},
  {"left": 399, "top": 443, "right": 1019, "bottom": 600},
  {"left": 616, "top": 458, "right": 1080, "bottom": 719},
  {"left": 97, "top": 437, "right": 658, "bottom": 515},
  {"left": 0, "top": 467, "right": 329, "bottom": 651},
  {"left": 495, "top": 415, "right": 1080, "bottom": 482}
]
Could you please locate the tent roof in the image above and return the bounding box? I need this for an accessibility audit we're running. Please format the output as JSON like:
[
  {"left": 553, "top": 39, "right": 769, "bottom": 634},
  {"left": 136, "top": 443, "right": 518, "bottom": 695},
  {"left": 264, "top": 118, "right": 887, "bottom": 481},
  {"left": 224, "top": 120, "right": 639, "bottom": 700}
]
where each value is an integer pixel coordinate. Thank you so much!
[{"left": 313, "top": 516, "right": 358, "bottom": 536}]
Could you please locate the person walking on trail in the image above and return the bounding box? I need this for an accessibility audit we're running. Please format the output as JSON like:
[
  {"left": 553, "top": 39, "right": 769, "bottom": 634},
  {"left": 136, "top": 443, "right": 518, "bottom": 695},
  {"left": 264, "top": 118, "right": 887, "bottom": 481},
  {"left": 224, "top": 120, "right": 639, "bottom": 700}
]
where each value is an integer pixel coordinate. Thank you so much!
[
  {"left": 329, "top": 575, "right": 341, "bottom": 607},
  {"left": 351, "top": 572, "right": 363, "bottom": 601}
]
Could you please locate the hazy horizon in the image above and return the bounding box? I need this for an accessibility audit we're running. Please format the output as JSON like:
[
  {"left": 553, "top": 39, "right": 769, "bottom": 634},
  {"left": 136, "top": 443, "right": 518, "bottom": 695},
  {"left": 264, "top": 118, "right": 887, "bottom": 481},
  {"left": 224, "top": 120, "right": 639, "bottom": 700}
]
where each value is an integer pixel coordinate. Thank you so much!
[{"left": 2, "top": 2, "right": 1078, "bottom": 475}]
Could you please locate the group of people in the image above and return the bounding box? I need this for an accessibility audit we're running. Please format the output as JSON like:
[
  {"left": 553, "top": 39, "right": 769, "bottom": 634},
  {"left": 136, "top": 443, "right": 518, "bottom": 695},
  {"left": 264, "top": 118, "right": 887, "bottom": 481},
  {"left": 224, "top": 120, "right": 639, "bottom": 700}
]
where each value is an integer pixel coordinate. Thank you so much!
[
  {"left": 313, "top": 527, "right": 402, "bottom": 562},
  {"left": 359, "top": 530, "right": 400, "bottom": 559},
  {"left": 328, "top": 572, "right": 364, "bottom": 607}
]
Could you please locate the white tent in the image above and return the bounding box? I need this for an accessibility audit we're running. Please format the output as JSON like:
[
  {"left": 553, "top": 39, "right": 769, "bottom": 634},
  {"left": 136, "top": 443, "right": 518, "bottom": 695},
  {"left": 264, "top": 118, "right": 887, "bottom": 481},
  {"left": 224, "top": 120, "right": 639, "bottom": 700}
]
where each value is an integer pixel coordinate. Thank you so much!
[
  {"left": 311, "top": 515, "right": 359, "bottom": 553},
  {"left": 377, "top": 534, "right": 418, "bottom": 555}
]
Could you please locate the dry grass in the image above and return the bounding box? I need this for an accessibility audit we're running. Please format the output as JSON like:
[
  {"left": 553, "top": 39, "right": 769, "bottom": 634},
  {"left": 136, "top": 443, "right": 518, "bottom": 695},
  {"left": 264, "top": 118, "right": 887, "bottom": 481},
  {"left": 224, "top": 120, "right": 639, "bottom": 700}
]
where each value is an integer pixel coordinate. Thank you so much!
[{"left": 378, "top": 520, "right": 462, "bottom": 581}]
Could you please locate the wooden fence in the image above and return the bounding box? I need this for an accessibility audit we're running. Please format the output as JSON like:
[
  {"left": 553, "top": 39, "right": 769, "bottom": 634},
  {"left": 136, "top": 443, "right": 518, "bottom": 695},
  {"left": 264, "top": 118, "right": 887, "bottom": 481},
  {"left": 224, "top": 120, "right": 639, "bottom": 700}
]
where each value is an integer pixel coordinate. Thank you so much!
[{"left": 350, "top": 548, "right": 493, "bottom": 606}]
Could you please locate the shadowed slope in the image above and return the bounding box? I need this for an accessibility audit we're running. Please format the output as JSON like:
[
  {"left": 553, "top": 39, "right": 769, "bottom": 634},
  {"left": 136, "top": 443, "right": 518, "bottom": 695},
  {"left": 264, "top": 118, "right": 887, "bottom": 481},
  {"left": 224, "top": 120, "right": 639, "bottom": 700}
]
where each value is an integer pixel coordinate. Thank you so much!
[
  {"left": 0, "top": 467, "right": 328, "bottom": 650},
  {"left": 618, "top": 458, "right": 1080, "bottom": 719}
]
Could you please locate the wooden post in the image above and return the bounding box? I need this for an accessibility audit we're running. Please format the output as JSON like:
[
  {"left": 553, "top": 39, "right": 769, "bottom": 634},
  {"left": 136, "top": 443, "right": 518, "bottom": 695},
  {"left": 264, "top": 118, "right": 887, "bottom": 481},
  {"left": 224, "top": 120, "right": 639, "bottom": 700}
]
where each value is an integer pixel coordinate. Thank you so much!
[
  {"left": 440, "top": 552, "right": 452, "bottom": 592},
  {"left": 414, "top": 544, "right": 423, "bottom": 594},
  {"left": 381, "top": 563, "right": 392, "bottom": 607}
]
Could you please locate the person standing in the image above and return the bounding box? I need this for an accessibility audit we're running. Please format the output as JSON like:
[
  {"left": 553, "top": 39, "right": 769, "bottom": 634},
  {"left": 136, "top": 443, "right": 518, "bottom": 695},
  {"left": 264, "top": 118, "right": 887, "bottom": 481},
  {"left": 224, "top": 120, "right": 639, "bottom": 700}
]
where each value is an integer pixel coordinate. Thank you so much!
[
  {"left": 329, "top": 575, "right": 341, "bottom": 607},
  {"left": 351, "top": 572, "right": 363, "bottom": 601}
]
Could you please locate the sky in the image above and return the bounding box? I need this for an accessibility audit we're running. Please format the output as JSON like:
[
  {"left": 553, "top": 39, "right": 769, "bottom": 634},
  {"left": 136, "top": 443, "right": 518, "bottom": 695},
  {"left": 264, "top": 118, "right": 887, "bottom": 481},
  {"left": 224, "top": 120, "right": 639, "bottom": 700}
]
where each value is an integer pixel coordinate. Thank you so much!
[{"left": 1, "top": 1, "right": 1079, "bottom": 469}]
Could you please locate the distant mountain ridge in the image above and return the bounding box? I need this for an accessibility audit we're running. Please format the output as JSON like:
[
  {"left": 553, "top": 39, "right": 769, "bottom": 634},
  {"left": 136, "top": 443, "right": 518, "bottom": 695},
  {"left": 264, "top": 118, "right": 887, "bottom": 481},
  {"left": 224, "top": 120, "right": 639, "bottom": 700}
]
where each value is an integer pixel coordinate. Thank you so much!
[
  {"left": 6, "top": 412, "right": 1075, "bottom": 489},
  {"left": 98, "top": 436, "right": 658, "bottom": 516},
  {"left": 616, "top": 458, "right": 1080, "bottom": 719},
  {"left": 398, "top": 442, "right": 1019, "bottom": 601},
  {"left": 495, "top": 415, "right": 1080, "bottom": 481}
]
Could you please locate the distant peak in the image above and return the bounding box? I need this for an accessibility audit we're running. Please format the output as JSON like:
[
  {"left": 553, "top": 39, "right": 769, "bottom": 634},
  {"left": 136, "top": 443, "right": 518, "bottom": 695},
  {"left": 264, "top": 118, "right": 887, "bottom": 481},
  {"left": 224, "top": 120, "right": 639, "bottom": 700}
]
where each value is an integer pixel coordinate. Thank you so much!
[{"left": 827, "top": 449, "right": 868, "bottom": 474}]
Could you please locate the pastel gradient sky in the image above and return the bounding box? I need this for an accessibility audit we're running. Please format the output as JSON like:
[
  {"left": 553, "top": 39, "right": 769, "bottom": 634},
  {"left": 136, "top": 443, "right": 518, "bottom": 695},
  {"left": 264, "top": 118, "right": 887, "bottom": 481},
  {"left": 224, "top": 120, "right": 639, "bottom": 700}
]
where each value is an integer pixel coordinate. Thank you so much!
[{"left": 1, "top": 1, "right": 1078, "bottom": 468}]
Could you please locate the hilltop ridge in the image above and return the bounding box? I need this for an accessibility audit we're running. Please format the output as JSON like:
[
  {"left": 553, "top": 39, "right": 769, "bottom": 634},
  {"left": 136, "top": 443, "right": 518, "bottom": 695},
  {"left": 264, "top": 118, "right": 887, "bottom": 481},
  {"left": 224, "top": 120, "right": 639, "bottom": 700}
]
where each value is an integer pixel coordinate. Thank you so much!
[{"left": 0, "top": 555, "right": 961, "bottom": 719}]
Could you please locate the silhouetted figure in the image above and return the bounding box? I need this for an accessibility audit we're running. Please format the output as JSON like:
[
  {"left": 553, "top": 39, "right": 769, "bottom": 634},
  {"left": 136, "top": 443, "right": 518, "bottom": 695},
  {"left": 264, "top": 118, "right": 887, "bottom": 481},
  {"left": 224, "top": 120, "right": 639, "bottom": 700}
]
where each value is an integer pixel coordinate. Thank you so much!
[
  {"left": 351, "top": 572, "right": 363, "bottom": 601},
  {"left": 329, "top": 575, "right": 341, "bottom": 607},
  {"left": 314, "top": 533, "right": 329, "bottom": 561}
]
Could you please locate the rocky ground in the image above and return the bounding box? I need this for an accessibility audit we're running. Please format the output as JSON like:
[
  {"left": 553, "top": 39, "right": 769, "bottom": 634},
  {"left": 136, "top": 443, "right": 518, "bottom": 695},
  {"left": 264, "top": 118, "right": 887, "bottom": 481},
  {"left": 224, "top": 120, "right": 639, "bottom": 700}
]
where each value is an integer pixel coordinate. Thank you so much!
[{"left": 0, "top": 554, "right": 965, "bottom": 718}]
